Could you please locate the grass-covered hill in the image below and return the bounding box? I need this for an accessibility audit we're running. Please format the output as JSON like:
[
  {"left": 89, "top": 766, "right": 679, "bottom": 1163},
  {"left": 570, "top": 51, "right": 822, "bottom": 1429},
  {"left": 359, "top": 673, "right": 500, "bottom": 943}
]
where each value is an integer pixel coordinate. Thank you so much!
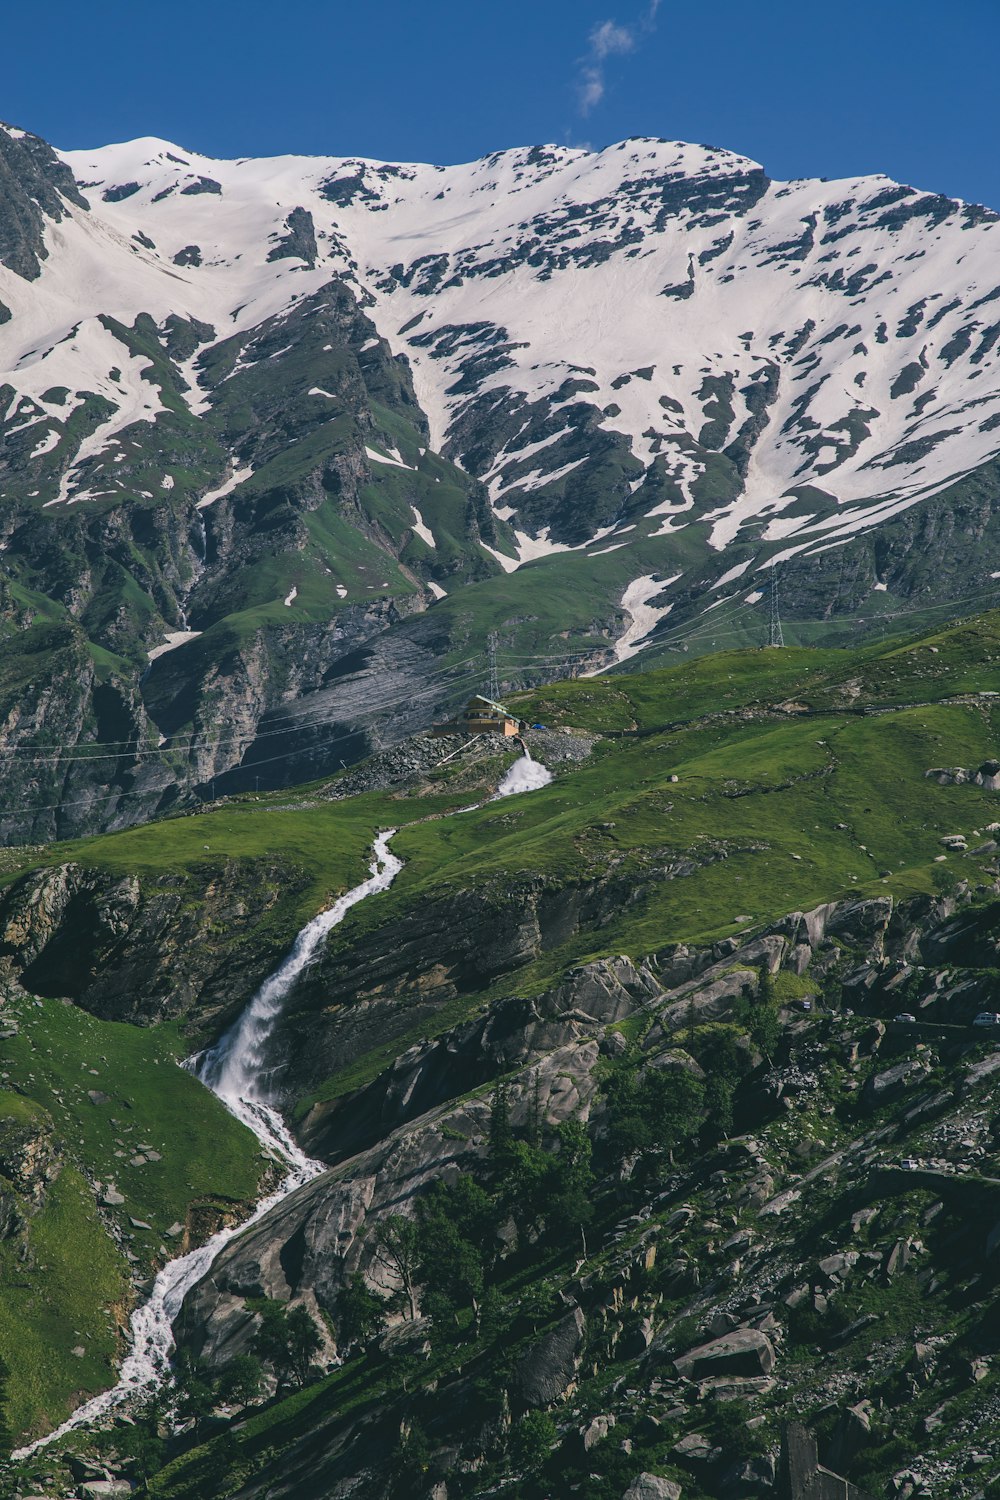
[{"left": 4, "top": 611, "right": 1000, "bottom": 1482}]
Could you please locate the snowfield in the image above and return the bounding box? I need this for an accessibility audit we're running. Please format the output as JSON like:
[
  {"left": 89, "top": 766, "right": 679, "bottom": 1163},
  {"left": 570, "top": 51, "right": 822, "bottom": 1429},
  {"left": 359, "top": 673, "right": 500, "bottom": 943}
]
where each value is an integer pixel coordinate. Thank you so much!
[{"left": 2, "top": 125, "right": 999, "bottom": 583}]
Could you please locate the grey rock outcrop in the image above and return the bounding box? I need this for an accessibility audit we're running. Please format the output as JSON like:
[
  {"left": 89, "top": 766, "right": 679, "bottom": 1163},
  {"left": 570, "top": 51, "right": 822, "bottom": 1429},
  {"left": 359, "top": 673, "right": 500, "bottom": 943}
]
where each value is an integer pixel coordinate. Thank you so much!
[
  {"left": 673, "top": 1328, "right": 775, "bottom": 1381},
  {"left": 623, "top": 1476, "right": 682, "bottom": 1500},
  {"left": 779, "top": 1423, "right": 876, "bottom": 1500},
  {"left": 513, "top": 1306, "right": 586, "bottom": 1407}
]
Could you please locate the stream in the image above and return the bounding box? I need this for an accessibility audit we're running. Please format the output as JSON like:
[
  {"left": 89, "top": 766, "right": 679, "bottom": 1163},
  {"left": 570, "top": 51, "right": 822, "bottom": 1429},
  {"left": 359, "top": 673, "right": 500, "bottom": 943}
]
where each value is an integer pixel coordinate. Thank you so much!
[{"left": 14, "top": 751, "right": 550, "bottom": 1458}]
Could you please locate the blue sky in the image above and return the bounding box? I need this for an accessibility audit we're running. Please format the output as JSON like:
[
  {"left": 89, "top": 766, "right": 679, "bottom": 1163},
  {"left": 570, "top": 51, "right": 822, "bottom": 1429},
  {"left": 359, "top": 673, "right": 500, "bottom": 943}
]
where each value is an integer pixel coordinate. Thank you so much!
[{"left": 7, "top": 0, "right": 1000, "bottom": 207}]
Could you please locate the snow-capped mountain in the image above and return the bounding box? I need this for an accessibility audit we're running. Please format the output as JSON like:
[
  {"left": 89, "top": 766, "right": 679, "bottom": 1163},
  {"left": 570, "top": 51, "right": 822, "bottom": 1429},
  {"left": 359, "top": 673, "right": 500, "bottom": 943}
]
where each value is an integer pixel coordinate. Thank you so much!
[
  {"left": 45, "top": 134, "right": 1000, "bottom": 562},
  {"left": 2, "top": 121, "right": 1000, "bottom": 838}
]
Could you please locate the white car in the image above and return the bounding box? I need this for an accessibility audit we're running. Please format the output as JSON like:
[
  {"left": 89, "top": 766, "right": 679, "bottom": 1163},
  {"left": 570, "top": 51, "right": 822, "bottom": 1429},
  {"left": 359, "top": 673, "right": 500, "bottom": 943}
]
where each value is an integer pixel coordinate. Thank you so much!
[
  {"left": 895, "top": 1013, "right": 916, "bottom": 1023},
  {"left": 973, "top": 1013, "right": 1000, "bottom": 1027},
  {"left": 900, "top": 1159, "right": 920, "bottom": 1170}
]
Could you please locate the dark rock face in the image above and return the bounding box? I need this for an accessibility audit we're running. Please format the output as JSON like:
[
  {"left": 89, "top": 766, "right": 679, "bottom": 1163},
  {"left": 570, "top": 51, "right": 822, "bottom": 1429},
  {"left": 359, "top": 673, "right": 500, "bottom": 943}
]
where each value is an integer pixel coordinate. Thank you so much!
[
  {"left": 267, "top": 206, "right": 318, "bottom": 266},
  {"left": 0, "top": 123, "right": 87, "bottom": 279},
  {"left": 277, "top": 873, "right": 662, "bottom": 1128},
  {"left": 779, "top": 1423, "right": 876, "bottom": 1500},
  {"left": 0, "top": 268, "right": 498, "bottom": 841},
  {"left": 180, "top": 176, "right": 222, "bottom": 196},
  {"left": 513, "top": 1306, "right": 586, "bottom": 1406},
  {"left": 0, "top": 857, "right": 310, "bottom": 1031},
  {"left": 298, "top": 954, "right": 658, "bottom": 1161},
  {"left": 673, "top": 1327, "right": 775, "bottom": 1380}
]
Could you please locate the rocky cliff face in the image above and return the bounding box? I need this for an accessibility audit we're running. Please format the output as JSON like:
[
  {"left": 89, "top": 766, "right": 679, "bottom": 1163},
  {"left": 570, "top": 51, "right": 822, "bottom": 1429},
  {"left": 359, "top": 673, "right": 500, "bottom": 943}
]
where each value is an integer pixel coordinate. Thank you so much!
[
  {"left": 152, "top": 880, "right": 1000, "bottom": 1499},
  {"left": 0, "top": 855, "right": 310, "bottom": 1031}
]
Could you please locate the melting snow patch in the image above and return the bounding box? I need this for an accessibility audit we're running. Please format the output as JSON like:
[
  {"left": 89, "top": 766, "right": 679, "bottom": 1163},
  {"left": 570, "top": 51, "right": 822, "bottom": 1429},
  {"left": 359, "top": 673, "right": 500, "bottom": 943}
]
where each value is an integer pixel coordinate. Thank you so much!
[
  {"left": 147, "top": 630, "right": 202, "bottom": 661},
  {"left": 613, "top": 574, "right": 681, "bottom": 664},
  {"left": 283, "top": 586, "right": 298, "bottom": 606},
  {"left": 410, "top": 506, "right": 436, "bottom": 547},
  {"left": 365, "top": 444, "right": 414, "bottom": 470},
  {"left": 713, "top": 558, "right": 755, "bottom": 589},
  {"left": 873, "top": 581, "right": 888, "bottom": 591},
  {"left": 196, "top": 464, "right": 252, "bottom": 509},
  {"left": 308, "top": 386, "right": 336, "bottom": 399},
  {"left": 30, "top": 429, "right": 61, "bottom": 459},
  {"left": 427, "top": 581, "right": 447, "bottom": 599},
  {"left": 335, "top": 585, "right": 348, "bottom": 598}
]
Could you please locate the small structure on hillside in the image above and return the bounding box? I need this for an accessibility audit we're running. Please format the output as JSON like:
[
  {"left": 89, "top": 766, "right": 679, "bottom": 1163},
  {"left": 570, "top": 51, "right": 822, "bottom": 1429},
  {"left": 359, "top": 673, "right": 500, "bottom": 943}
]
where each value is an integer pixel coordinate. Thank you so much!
[{"left": 432, "top": 693, "right": 523, "bottom": 738}]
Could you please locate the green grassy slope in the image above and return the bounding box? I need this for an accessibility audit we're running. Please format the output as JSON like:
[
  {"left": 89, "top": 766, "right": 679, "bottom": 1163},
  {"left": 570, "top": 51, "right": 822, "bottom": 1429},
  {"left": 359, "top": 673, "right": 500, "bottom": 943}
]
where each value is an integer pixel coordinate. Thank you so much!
[
  {"left": 276, "top": 615, "right": 1000, "bottom": 1110},
  {"left": 0, "top": 997, "right": 268, "bottom": 1438},
  {"left": 2, "top": 612, "right": 999, "bottom": 1437}
]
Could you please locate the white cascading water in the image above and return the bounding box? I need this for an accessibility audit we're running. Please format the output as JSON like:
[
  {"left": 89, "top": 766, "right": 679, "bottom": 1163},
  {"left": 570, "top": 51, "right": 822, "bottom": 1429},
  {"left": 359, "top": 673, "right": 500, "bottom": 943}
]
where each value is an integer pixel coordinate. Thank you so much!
[
  {"left": 15, "top": 753, "right": 551, "bottom": 1459},
  {"left": 198, "top": 829, "right": 404, "bottom": 1111},
  {"left": 494, "top": 744, "right": 553, "bottom": 798},
  {"left": 13, "top": 831, "right": 403, "bottom": 1459}
]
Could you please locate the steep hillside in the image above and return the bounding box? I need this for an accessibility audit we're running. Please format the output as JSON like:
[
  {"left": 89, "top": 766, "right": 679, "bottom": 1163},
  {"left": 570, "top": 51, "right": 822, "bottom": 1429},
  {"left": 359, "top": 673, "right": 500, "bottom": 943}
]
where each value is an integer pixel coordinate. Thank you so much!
[
  {"left": 4, "top": 617, "right": 1000, "bottom": 1497},
  {"left": 3, "top": 124, "right": 1000, "bottom": 839}
]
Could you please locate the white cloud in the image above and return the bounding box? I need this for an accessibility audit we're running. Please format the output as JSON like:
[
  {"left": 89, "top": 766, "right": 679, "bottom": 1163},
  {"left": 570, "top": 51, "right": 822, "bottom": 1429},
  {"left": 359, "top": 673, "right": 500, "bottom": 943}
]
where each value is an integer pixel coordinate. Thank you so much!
[
  {"left": 576, "top": 6, "right": 663, "bottom": 116},
  {"left": 590, "top": 19, "right": 635, "bottom": 60},
  {"left": 579, "top": 65, "right": 606, "bottom": 112}
]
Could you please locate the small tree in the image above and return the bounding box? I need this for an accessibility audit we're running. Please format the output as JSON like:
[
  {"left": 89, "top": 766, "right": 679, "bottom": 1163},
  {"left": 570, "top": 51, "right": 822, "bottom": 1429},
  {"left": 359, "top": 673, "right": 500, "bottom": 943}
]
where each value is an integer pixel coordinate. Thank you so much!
[
  {"left": 285, "top": 1305, "right": 324, "bottom": 1388},
  {"left": 374, "top": 1215, "right": 422, "bottom": 1320},
  {"left": 488, "top": 1076, "right": 515, "bottom": 1178},
  {"left": 704, "top": 1073, "right": 735, "bottom": 1139},
  {"left": 252, "top": 1300, "right": 322, "bottom": 1390},
  {"left": 526, "top": 1070, "right": 544, "bottom": 1148},
  {"left": 547, "top": 1118, "right": 595, "bottom": 1242},
  {"left": 0, "top": 1354, "right": 13, "bottom": 1460},
  {"left": 510, "top": 1409, "right": 557, "bottom": 1470},
  {"left": 216, "top": 1354, "right": 265, "bottom": 1411},
  {"left": 338, "top": 1274, "right": 386, "bottom": 1349}
]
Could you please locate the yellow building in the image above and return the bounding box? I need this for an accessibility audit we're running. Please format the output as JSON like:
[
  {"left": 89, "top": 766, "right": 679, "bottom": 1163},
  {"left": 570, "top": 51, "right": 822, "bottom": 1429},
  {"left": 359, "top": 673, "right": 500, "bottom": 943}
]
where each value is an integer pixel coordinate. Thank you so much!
[{"left": 432, "top": 694, "right": 521, "bottom": 738}]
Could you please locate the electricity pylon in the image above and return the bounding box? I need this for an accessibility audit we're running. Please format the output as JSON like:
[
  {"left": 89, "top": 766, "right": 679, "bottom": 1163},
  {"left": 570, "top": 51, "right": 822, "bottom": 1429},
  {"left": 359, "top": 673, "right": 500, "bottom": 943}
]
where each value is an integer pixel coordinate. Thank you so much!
[{"left": 768, "top": 565, "right": 784, "bottom": 648}]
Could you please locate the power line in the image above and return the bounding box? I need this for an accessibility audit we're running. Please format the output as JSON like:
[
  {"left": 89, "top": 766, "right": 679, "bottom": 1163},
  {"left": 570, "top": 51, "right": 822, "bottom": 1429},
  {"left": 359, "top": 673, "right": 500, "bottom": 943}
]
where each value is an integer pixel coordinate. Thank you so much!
[{"left": 0, "top": 653, "right": 488, "bottom": 753}]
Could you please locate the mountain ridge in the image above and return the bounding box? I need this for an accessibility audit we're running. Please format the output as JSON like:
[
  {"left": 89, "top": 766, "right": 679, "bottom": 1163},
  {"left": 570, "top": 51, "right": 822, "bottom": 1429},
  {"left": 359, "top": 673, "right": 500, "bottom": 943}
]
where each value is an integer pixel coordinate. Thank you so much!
[{"left": 3, "top": 123, "right": 1000, "bottom": 840}]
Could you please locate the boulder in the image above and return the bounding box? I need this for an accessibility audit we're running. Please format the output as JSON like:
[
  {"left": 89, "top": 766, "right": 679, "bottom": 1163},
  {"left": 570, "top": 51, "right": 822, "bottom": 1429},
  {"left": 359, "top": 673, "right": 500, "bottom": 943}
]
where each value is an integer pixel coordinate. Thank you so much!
[
  {"left": 824, "top": 898, "right": 893, "bottom": 945},
  {"left": 623, "top": 1476, "right": 682, "bottom": 1500},
  {"left": 723, "top": 1455, "right": 776, "bottom": 1493},
  {"left": 673, "top": 1433, "right": 719, "bottom": 1463},
  {"left": 582, "top": 1413, "right": 616, "bottom": 1450},
  {"left": 862, "top": 1058, "right": 927, "bottom": 1110},
  {"left": 827, "top": 1401, "right": 873, "bottom": 1472},
  {"left": 68, "top": 1456, "right": 111, "bottom": 1482},
  {"left": 674, "top": 1328, "right": 775, "bottom": 1381},
  {"left": 80, "top": 1483, "right": 133, "bottom": 1500},
  {"left": 514, "top": 1306, "right": 586, "bottom": 1407},
  {"left": 621, "top": 1315, "right": 655, "bottom": 1358}
]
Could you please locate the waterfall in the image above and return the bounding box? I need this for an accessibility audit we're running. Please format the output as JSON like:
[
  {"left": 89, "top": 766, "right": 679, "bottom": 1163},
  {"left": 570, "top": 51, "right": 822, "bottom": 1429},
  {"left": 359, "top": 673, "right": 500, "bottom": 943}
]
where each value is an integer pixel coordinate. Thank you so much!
[
  {"left": 13, "top": 831, "right": 403, "bottom": 1458},
  {"left": 198, "top": 830, "right": 403, "bottom": 1110},
  {"left": 14, "top": 751, "right": 553, "bottom": 1460},
  {"left": 494, "top": 745, "right": 553, "bottom": 798}
]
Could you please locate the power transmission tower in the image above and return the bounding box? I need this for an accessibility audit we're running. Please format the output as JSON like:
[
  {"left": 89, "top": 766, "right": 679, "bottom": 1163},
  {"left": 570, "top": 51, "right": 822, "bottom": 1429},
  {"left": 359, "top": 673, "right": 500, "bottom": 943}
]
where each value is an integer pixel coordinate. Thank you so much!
[
  {"left": 486, "top": 631, "right": 500, "bottom": 701},
  {"left": 767, "top": 565, "right": 784, "bottom": 648}
]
